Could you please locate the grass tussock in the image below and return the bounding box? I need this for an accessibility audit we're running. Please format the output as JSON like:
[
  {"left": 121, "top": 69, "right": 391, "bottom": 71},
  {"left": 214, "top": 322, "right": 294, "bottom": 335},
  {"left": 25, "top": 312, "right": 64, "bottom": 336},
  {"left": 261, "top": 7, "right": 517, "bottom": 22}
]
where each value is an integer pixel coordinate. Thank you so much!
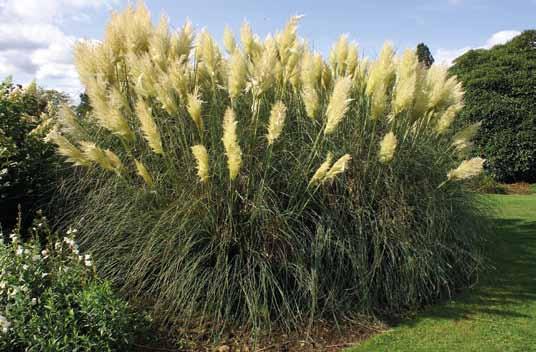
[{"left": 50, "top": 3, "right": 489, "bottom": 337}]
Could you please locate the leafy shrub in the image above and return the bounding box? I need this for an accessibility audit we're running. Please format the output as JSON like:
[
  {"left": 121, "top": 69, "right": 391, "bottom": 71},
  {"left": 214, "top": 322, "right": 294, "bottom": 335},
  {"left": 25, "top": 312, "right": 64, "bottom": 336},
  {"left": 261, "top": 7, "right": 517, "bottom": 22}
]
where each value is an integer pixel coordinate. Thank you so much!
[
  {"left": 0, "top": 78, "right": 69, "bottom": 230},
  {"left": 450, "top": 30, "right": 536, "bottom": 182},
  {"left": 0, "top": 214, "right": 147, "bottom": 351},
  {"left": 50, "top": 4, "right": 488, "bottom": 335}
]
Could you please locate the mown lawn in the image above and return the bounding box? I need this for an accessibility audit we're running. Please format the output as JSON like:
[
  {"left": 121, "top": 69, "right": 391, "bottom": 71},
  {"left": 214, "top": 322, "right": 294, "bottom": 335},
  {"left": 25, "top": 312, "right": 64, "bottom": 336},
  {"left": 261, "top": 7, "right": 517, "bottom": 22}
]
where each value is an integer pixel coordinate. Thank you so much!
[{"left": 348, "top": 193, "right": 536, "bottom": 352}]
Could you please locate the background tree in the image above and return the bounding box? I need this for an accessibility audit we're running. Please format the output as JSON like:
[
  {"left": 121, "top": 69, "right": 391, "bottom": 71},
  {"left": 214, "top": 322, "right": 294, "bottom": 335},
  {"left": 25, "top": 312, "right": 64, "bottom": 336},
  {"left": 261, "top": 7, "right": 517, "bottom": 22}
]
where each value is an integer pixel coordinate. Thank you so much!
[
  {"left": 450, "top": 30, "right": 536, "bottom": 182},
  {"left": 416, "top": 43, "right": 434, "bottom": 68},
  {"left": 0, "top": 78, "right": 70, "bottom": 230}
]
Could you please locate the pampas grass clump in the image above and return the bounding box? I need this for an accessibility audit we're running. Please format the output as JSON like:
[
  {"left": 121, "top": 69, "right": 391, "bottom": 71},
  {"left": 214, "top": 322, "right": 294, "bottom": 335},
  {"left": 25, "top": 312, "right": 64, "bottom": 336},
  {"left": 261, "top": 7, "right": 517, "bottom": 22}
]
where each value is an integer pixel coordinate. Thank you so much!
[{"left": 51, "top": 3, "right": 488, "bottom": 336}]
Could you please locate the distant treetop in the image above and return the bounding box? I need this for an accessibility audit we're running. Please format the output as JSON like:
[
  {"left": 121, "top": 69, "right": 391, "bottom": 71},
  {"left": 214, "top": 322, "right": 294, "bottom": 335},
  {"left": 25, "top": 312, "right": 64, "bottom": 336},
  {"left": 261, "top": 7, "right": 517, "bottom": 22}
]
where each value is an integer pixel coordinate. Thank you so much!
[{"left": 416, "top": 43, "right": 435, "bottom": 68}]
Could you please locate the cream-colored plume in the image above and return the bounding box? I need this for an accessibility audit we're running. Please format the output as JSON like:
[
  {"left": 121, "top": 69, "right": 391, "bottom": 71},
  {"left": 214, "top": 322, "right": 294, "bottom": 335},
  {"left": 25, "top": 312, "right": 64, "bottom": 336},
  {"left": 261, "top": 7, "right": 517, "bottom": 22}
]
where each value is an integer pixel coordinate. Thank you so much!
[
  {"left": 79, "top": 141, "right": 113, "bottom": 171},
  {"left": 309, "top": 152, "right": 334, "bottom": 186},
  {"left": 392, "top": 49, "right": 418, "bottom": 114},
  {"left": 47, "top": 131, "right": 89, "bottom": 166},
  {"left": 325, "top": 76, "right": 353, "bottom": 134},
  {"left": 187, "top": 88, "right": 204, "bottom": 131},
  {"left": 436, "top": 103, "right": 463, "bottom": 134},
  {"left": 57, "top": 106, "right": 81, "bottom": 137},
  {"left": 222, "top": 107, "right": 242, "bottom": 180},
  {"left": 191, "top": 144, "right": 209, "bottom": 182},
  {"left": 452, "top": 122, "right": 481, "bottom": 149},
  {"left": 379, "top": 131, "right": 398, "bottom": 163},
  {"left": 366, "top": 42, "right": 396, "bottom": 119},
  {"left": 136, "top": 99, "right": 164, "bottom": 155},
  {"left": 447, "top": 157, "right": 485, "bottom": 181},
  {"left": 135, "top": 159, "right": 154, "bottom": 187},
  {"left": 266, "top": 101, "right": 287, "bottom": 145},
  {"left": 223, "top": 26, "right": 236, "bottom": 54},
  {"left": 228, "top": 50, "right": 247, "bottom": 99},
  {"left": 324, "top": 154, "right": 352, "bottom": 182}
]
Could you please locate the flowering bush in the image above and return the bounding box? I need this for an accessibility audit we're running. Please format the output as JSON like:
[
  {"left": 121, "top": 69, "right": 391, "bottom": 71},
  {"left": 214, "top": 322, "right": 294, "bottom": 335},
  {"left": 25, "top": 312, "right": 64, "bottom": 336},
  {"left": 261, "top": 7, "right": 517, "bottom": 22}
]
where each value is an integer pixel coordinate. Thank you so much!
[
  {"left": 0, "top": 214, "right": 147, "bottom": 351},
  {"left": 50, "top": 3, "right": 488, "bottom": 335},
  {"left": 0, "top": 78, "right": 69, "bottom": 230}
]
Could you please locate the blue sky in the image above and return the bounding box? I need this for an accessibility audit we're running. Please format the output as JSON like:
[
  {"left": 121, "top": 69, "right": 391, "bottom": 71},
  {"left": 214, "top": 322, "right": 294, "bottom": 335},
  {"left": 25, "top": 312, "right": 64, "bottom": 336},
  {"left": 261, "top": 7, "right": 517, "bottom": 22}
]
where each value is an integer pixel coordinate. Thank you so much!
[{"left": 0, "top": 0, "right": 533, "bottom": 98}]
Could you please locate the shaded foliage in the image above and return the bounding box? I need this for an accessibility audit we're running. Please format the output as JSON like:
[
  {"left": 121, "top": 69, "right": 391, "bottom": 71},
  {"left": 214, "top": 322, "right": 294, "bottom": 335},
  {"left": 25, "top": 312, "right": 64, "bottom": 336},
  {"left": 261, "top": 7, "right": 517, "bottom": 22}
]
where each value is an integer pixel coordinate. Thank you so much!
[
  {"left": 450, "top": 30, "right": 536, "bottom": 182},
  {"left": 0, "top": 78, "right": 71, "bottom": 230},
  {"left": 416, "top": 43, "right": 434, "bottom": 68}
]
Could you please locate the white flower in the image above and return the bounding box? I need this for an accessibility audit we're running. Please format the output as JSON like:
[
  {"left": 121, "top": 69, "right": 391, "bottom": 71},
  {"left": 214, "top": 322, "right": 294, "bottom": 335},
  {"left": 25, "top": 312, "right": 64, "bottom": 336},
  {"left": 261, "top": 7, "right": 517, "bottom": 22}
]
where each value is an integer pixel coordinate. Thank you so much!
[
  {"left": 0, "top": 281, "right": 6, "bottom": 289},
  {"left": 31, "top": 298, "right": 38, "bottom": 306},
  {"left": 16, "top": 248, "right": 23, "bottom": 256},
  {"left": 0, "top": 314, "right": 10, "bottom": 334},
  {"left": 41, "top": 273, "right": 48, "bottom": 278},
  {"left": 41, "top": 250, "right": 49, "bottom": 258},
  {"left": 22, "top": 264, "right": 29, "bottom": 271}
]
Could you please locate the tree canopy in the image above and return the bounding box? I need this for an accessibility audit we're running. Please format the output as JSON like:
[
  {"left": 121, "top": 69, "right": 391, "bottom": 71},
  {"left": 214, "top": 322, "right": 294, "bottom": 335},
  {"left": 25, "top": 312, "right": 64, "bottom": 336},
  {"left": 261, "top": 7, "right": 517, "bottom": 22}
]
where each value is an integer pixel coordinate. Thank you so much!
[
  {"left": 416, "top": 43, "right": 434, "bottom": 68},
  {"left": 449, "top": 30, "right": 536, "bottom": 182}
]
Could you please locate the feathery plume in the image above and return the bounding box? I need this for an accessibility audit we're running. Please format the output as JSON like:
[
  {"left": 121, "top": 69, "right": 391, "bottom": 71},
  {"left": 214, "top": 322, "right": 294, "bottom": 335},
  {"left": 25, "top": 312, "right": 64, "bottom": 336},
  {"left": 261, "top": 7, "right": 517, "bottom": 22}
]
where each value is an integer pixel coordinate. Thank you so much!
[
  {"left": 135, "top": 159, "right": 154, "bottom": 187},
  {"left": 57, "top": 105, "right": 82, "bottom": 136},
  {"left": 240, "top": 21, "right": 259, "bottom": 57},
  {"left": 191, "top": 144, "right": 209, "bottom": 182},
  {"left": 196, "top": 30, "right": 222, "bottom": 78},
  {"left": 379, "top": 131, "right": 398, "bottom": 163},
  {"left": 125, "top": 3, "right": 152, "bottom": 54},
  {"left": 228, "top": 50, "right": 247, "bottom": 99},
  {"left": 136, "top": 99, "right": 163, "bottom": 155},
  {"left": 46, "top": 130, "right": 89, "bottom": 166},
  {"left": 187, "top": 88, "right": 204, "bottom": 131},
  {"left": 223, "top": 26, "right": 236, "bottom": 54},
  {"left": 266, "top": 101, "right": 287, "bottom": 145},
  {"left": 425, "top": 66, "right": 463, "bottom": 110},
  {"left": 105, "top": 149, "right": 124, "bottom": 174},
  {"left": 222, "top": 107, "right": 242, "bottom": 180},
  {"left": 324, "top": 154, "right": 352, "bottom": 182},
  {"left": 452, "top": 121, "right": 481, "bottom": 149},
  {"left": 329, "top": 35, "right": 349, "bottom": 75},
  {"left": 309, "top": 152, "right": 334, "bottom": 186},
  {"left": 447, "top": 157, "right": 485, "bottom": 181},
  {"left": 150, "top": 15, "right": 171, "bottom": 70},
  {"left": 302, "top": 86, "right": 319, "bottom": 119},
  {"left": 171, "top": 20, "right": 194, "bottom": 59},
  {"left": 436, "top": 103, "right": 463, "bottom": 134},
  {"left": 324, "top": 77, "right": 353, "bottom": 135},
  {"left": 88, "top": 86, "right": 134, "bottom": 141},
  {"left": 79, "top": 141, "right": 114, "bottom": 171},
  {"left": 250, "top": 39, "right": 277, "bottom": 95},
  {"left": 301, "top": 51, "right": 323, "bottom": 88},
  {"left": 393, "top": 49, "right": 418, "bottom": 114},
  {"left": 366, "top": 42, "right": 396, "bottom": 119},
  {"left": 276, "top": 15, "right": 302, "bottom": 64},
  {"left": 345, "top": 42, "right": 359, "bottom": 77}
]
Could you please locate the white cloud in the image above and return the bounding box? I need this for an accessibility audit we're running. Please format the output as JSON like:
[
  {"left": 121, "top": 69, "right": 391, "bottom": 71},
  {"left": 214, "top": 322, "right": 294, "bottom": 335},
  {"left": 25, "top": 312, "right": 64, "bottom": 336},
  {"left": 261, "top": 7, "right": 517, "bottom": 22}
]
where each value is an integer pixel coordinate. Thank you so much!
[
  {"left": 484, "top": 30, "right": 521, "bottom": 48},
  {"left": 435, "top": 47, "right": 472, "bottom": 66},
  {"left": 435, "top": 30, "right": 521, "bottom": 66},
  {"left": 0, "top": 0, "right": 120, "bottom": 98}
]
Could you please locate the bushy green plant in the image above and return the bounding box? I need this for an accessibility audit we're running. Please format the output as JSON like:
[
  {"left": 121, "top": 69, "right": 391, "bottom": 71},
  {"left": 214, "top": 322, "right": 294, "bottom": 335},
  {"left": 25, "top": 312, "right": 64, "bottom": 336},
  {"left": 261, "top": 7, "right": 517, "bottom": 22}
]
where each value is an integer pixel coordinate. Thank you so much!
[
  {"left": 0, "top": 214, "right": 147, "bottom": 351},
  {"left": 450, "top": 30, "right": 536, "bottom": 182},
  {"left": 0, "top": 78, "right": 69, "bottom": 230},
  {"left": 50, "top": 4, "right": 488, "bottom": 336}
]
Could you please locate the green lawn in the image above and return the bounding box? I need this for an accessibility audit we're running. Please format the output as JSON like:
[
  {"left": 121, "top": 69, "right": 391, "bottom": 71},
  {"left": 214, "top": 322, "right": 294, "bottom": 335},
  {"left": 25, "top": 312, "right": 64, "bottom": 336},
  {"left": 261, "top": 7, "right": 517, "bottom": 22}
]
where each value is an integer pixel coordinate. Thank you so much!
[{"left": 348, "top": 194, "right": 536, "bottom": 352}]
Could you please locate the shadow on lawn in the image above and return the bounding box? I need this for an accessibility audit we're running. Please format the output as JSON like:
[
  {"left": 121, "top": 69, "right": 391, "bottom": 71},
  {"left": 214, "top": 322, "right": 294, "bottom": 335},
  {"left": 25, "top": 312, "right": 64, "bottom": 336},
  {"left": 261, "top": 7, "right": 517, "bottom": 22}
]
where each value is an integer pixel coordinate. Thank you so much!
[{"left": 402, "top": 217, "right": 536, "bottom": 325}]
